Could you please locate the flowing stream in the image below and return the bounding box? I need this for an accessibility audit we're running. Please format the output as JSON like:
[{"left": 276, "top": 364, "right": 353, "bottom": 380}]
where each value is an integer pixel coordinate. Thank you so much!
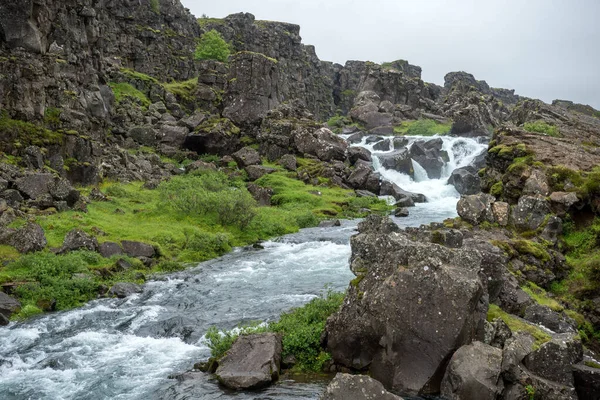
[{"left": 0, "top": 134, "right": 486, "bottom": 400}]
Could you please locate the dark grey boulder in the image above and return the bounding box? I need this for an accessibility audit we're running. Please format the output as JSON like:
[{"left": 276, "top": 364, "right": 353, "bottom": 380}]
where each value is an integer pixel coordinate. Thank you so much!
[
  {"left": 294, "top": 128, "right": 348, "bottom": 162},
  {"left": 232, "top": 147, "right": 261, "bottom": 168},
  {"left": 573, "top": 364, "right": 600, "bottom": 400},
  {"left": 380, "top": 181, "right": 425, "bottom": 206},
  {"left": 431, "top": 229, "right": 463, "bottom": 248},
  {"left": 15, "top": 173, "right": 54, "bottom": 200},
  {"left": 6, "top": 223, "right": 47, "bottom": 253},
  {"left": 378, "top": 149, "right": 414, "bottom": 176},
  {"left": 108, "top": 283, "right": 143, "bottom": 298},
  {"left": 245, "top": 165, "right": 277, "bottom": 181},
  {"left": 60, "top": 229, "right": 98, "bottom": 253},
  {"left": 393, "top": 137, "right": 409, "bottom": 149},
  {"left": 48, "top": 178, "right": 80, "bottom": 206},
  {"left": 457, "top": 193, "right": 495, "bottom": 224},
  {"left": 347, "top": 147, "right": 372, "bottom": 165},
  {"left": 346, "top": 132, "right": 365, "bottom": 144},
  {"left": 523, "top": 303, "right": 575, "bottom": 333},
  {"left": 365, "top": 135, "right": 384, "bottom": 145},
  {"left": 319, "top": 220, "right": 341, "bottom": 228},
  {"left": 326, "top": 216, "right": 486, "bottom": 395},
  {"left": 121, "top": 241, "right": 155, "bottom": 258},
  {"left": 321, "top": 373, "right": 403, "bottom": 400},
  {"left": 394, "top": 207, "right": 409, "bottom": 217},
  {"left": 510, "top": 195, "right": 551, "bottom": 232},
  {"left": 447, "top": 166, "right": 481, "bottom": 195},
  {"left": 0, "top": 189, "right": 24, "bottom": 208},
  {"left": 347, "top": 166, "right": 373, "bottom": 190},
  {"left": 0, "top": 292, "right": 21, "bottom": 326},
  {"left": 501, "top": 332, "right": 536, "bottom": 383},
  {"left": 278, "top": 154, "right": 297, "bottom": 171},
  {"left": 522, "top": 332, "right": 583, "bottom": 386},
  {"left": 247, "top": 184, "right": 273, "bottom": 206},
  {"left": 372, "top": 139, "right": 391, "bottom": 151},
  {"left": 98, "top": 242, "right": 124, "bottom": 258},
  {"left": 440, "top": 341, "right": 502, "bottom": 400},
  {"left": 215, "top": 333, "right": 282, "bottom": 390},
  {"left": 128, "top": 125, "right": 157, "bottom": 146}
]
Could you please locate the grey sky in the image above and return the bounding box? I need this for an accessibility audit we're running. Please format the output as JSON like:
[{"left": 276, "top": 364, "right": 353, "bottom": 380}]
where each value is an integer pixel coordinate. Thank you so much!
[{"left": 181, "top": 0, "right": 600, "bottom": 109}]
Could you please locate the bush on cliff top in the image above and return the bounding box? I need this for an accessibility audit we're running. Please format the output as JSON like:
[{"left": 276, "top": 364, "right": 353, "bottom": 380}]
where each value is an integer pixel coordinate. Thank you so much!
[{"left": 194, "top": 29, "right": 231, "bottom": 62}]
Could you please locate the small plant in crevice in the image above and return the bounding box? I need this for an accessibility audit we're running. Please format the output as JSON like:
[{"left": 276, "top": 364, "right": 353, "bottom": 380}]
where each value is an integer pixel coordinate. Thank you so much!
[{"left": 194, "top": 29, "right": 231, "bottom": 62}]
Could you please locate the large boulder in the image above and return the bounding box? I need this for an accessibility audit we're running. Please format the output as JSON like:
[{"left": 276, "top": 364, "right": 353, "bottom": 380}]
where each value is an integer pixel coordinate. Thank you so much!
[
  {"left": 59, "top": 229, "right": 98, "bottom": 253},
  {"left": 215, "top": 333, "right": 282, "bottom": 390},
  {"left": 14, "top": 173, "right": 54, "bottom": 200},
  {"left": 377, "top": 149, "right": 414, "bottom": 177},
  {"left": 522, "top": 333, "right": 583, "bottom": 386},
  {"left": 321, "top": 373, "right": 404, "bottom": 400},
  {"left": 380, "top": 181, "right": 426, "bottom": 206},
  {"left": 347, "top": 147, "right": 372, "bottom": 165},
  {"left": 232, "top": 147, "right": 261, "bottom": 168},
  {"left": 325, "top": 216, "right": 487, "bottom": 395},
  {"left": 293, "top": 127, "right": 348, "bottom": 162},
  {"left": 447, "top": 166, "right": 481, "bottom": 195},
  {"left": 510, "top": 195, "right": 551, "bottom": 232},
  {"left": 0, "top": 292, "right": 21, "bottom": 326},
  {"left": 108, "top": 283, "right": 143, "bottom": 298},
  {"left": 457, "top": 193, "right": 495, "bottom": 224},
  {"left": 573, "top": 364, "right": 600, "bottom": 400},
  {"left": 5, "top": 223, "right": 47, "bottom": 253},
  {"left": 121, "top": 241, "right": 155, "bottom": 258},
  {"left": 440, "top": 341, "right": 503, "bottom": 400}
]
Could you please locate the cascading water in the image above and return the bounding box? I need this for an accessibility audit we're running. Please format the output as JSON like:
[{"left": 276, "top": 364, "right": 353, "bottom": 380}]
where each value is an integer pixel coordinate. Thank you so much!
[
  {"left": 350, "top": 134, "right": 488, "bottom": 225},
  {"left": 0, "top": 134, "right": 487, "bottom": 400}
]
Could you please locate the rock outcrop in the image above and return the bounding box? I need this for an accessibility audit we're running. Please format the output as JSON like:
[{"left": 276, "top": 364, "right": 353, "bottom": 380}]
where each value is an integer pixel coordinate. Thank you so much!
[
  {"left": 321, "top": 373, "right": 404, "bottom": 400},
  {"left": 215, "top": 333, "right": 282, "bottom": 390}
]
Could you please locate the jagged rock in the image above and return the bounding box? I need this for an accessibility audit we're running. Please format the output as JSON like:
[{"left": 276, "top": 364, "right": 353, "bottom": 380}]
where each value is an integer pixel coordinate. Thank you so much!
[
  {"left": 457, "top": 193, "right": 495, "bottom": 224},
  {"left": 128, "top": 126, "right": 157, "bottom": 146},
  {"left": 356, "top": 190, "right": 377, "bottom": 198},
  {"left": 440, "top": 341, "right": 503, "bottom": 400},
  {"left": 158, "top": 125, "right": 188, "bottom": 148},
  {"left": 247, "top": 184, "right": 273, "bottom": 206},
  {"left": 294, "top": 128, "right": 347, "bottom": 162},
  {"left": 5, "top": 223, "right": 47, "bottom": 253},
  {"left": 245, "top": 165, "right": 276, "bottom": 181},
  {"left": 510, "top": 195, "right": 551, "bottom": 232},
  {"left": 549, "top": 191, "right": 580, "bottom": 216},
  {"left": 523, "top": 169, "right": 550, "bottom": 196},
  {"left": 108, "top": 283, "right": 143, "bottom": 298},
  {"left": 14, "top": 173, "right": 54, "bottom": 200},
  {"left": 121, "top": 241, "right": 155, "bottom": 258},
  {"left": 347, "top": 132, "right": 365, "bottom": 144},
  {"left": 183, "top": 118, "right": 241, "bottom": 156},
  {"left": 501, "top": 332, "right": 536, "bottom": 383},
  {"left": 378, "top": 149, "right": 413, "bottom": 176},
  {"left": 431, "top": 229, "right": 464, "bottom": 248},
  {"left": 48, "top": 178, "right": 80, "bottom": 206},
  {"left": 380, "top": 181, "right": 425, "bottom": 206},
  {"left": 321, "top": 373, "right": 404, "bottom": 400},
  {"left": 326, "top": 216, "right": 486, "bottom": 395},
  {"left": 0, "top": 292, "right": 21, "bottom": 326},
  {"left": 410, "top": 141, "right": 446, "bottom": 179},
  {"left": 541, "top": 215, "right": 563, "bottom": 244},
  {"left": 347, "top": 166, "right": 373, "bottom": 190},
  {"left": 523, "top": 303, "right": 575, "bottom": 333},
  {"left": 372, "top": 139, "right": 391, "bottom": 151},
  {"left": 59, "top": 229, "right": 98, "bottom": 253},
  {"left": 394, "top": 207, "right": 409, "bottom": 217},
  {"left": 24, "top": 146, "right": 44, "bottom": 169},
  {"left": 319, "top": 220, "right": 341, "bottom": 228},
  {"left": 393, "top": 137, "right": 409, "bottom": 149},
  {"left": 491, "top": 201, "right": 510, "bottom": 226},
  {"left": 447, "top": 166, "right": 481, "bottom": 195},
  {"left": 98, "top": 242, "right": 124, "bottom": 258},
  {"left": 523, "top": 333, "right": 583, "bottom": 386},
  {"left": 232, "top": 147, "right": 261, "bottom": 168},
  {"left": 0, "top": 190, "right": 24, "bottom": 208},
  {"left": 215, "top": 333, "right": 282, "bottom": 390},
  {"left": 347, "top": 147, "right": 372, "bottom": 165},
  {"left": 573, "top": 364, "right": 600, "bottom": 400},
  {"left": 278, "top": 154, "right": 297, "bottom": 171},
  {"left": 179, "top": 111, "right": 206, "bottom": 130}
]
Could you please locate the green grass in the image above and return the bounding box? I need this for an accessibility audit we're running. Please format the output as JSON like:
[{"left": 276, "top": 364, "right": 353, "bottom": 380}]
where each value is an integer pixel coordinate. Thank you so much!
[
  {"left": 108, "top": 82, "right": 151, "bottom": 108},
  {"left": 120, "top": 68, "right": 159, "bottom": 84},
  {"left": 393, "top": 119, "right": 452, "bottom": 136},
  {"left": 163, "top": 78, "right": 198, "bottom": 102},
  {"left": 524, "top": 120, "right": 561, "bottom": 137},
  {"left": 512, "top": 240, "right": 551, "bottom": 262},
  {"left": 487, "top": 304, "right": 551, "bottom": 350},
  {"left": 204, "top": 291, "right": 345, "bottom": 372},
  {"left": 522, "top": 282, "right": 564, "bottom": 312},
  {"left": 149, "top": 0, "right": 159, "bottom": 14},
  {"left": 0, "top": 111, "right": 63, "bottom": 150}
]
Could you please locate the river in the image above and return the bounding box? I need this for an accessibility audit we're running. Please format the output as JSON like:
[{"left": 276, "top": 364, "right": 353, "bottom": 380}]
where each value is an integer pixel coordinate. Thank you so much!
[{"left": 0, "top": 134, "right": 486, "bottom": 399}]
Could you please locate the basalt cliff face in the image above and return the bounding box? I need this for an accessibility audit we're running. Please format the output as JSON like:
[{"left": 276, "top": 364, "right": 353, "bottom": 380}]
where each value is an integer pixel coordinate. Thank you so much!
[{"left": 2, "top": 1, "right": 600, "bottom": 398}]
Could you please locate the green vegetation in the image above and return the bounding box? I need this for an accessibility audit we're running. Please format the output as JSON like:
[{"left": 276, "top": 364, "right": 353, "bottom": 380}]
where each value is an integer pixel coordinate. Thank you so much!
[
  {"left": 120, "top": 67, "right": 159, "bottom": 84},
  {"left": 108, "top": 82, "right": 151, "bottom": 108},
  {"left": 163, "top": 78, "right": 198, "bottom": 102},
  {"left": 393, "top": 119, "right": 452, "bottom": 136},
  {"left": 0, "top": 111, "right": 63, "bottom": 150},
  {"left": 487, "top": 304, "right": 551, "bottom": 350},
  {"left": 205, "top": 291, "right": 344, "bottom": 371},
  {"left": 525, "top": 384, "right": 535, "bottom": 400},
  {"left": 524, "top": 120, "right": 561, "bottom": 137},
  {"left": 490, "top": 181, "right": 503, "bottom": 197},
  {"left": 194, "top": 29, "right": 231, "bottom": 62},
  {"left": 522, "top": 282, "right": 563, "bottom": 312},
  {"left": 149, "top": 0, "right": 159, "bottom": 14},
  {"left": 512, "top": 240, "right": 551, "bottom": 262}
]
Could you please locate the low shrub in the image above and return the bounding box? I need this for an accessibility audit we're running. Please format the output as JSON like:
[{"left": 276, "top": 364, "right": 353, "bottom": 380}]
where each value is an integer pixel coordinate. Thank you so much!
[
  {"left": 523, "top": 120, "right": 560, "bottom": 137},
  {"left": 194, "top": 29, "right": 231, "bottom": 62}
]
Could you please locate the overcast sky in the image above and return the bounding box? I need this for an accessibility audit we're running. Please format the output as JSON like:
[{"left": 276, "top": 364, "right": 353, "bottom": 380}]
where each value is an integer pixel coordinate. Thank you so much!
[{"left": 181, "top": 0, "right": 600, "bottom": 109}]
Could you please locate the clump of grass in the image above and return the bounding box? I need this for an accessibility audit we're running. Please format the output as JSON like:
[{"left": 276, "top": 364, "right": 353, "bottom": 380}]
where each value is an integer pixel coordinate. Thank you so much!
[
  {"left": 205, "top": 291, "right": 344, "bottom": 372},
  {"left": 108, "top": 82, "right": 151, "bottom": 108},
  {"left": 0, "top": 111, "right": 63, "bottom": 150},
  {"left": 521, "top": 282, "right": 564, "bottom": 312},
  {"left": 512, "top": 240, "right": 551, "bottom": 262},
  {"left": 487, "top": 304, "right": 551, "bottom": 350},
  {"left": 163, "top": 78, "right": 198, "bottom": 102},
  {"left": 394, "top": 119, "right": 452, "bottom": 136},
  {"left": 524, "top": 120, "right": 561, "bottom": 137}
]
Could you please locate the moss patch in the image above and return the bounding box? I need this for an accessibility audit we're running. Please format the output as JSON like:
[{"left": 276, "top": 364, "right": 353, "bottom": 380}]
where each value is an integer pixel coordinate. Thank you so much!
[
  {"left": 108, "top": 82, "right": 151, "bottom": 108},
  {"left": 487, "top": 304, "right": 551, "bottom": 349}
]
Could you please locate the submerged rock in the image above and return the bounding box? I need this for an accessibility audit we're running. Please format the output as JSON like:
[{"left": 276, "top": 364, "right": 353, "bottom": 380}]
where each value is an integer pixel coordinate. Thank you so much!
[
  {"left": 215, "top": 333, "right": 282, "bottom": 390},
  {"left": 321, "top": 373, "right": 403, "bottom": 400},
  {"left": 108, "top": 283, "right": 143, "bottom": 298}
]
